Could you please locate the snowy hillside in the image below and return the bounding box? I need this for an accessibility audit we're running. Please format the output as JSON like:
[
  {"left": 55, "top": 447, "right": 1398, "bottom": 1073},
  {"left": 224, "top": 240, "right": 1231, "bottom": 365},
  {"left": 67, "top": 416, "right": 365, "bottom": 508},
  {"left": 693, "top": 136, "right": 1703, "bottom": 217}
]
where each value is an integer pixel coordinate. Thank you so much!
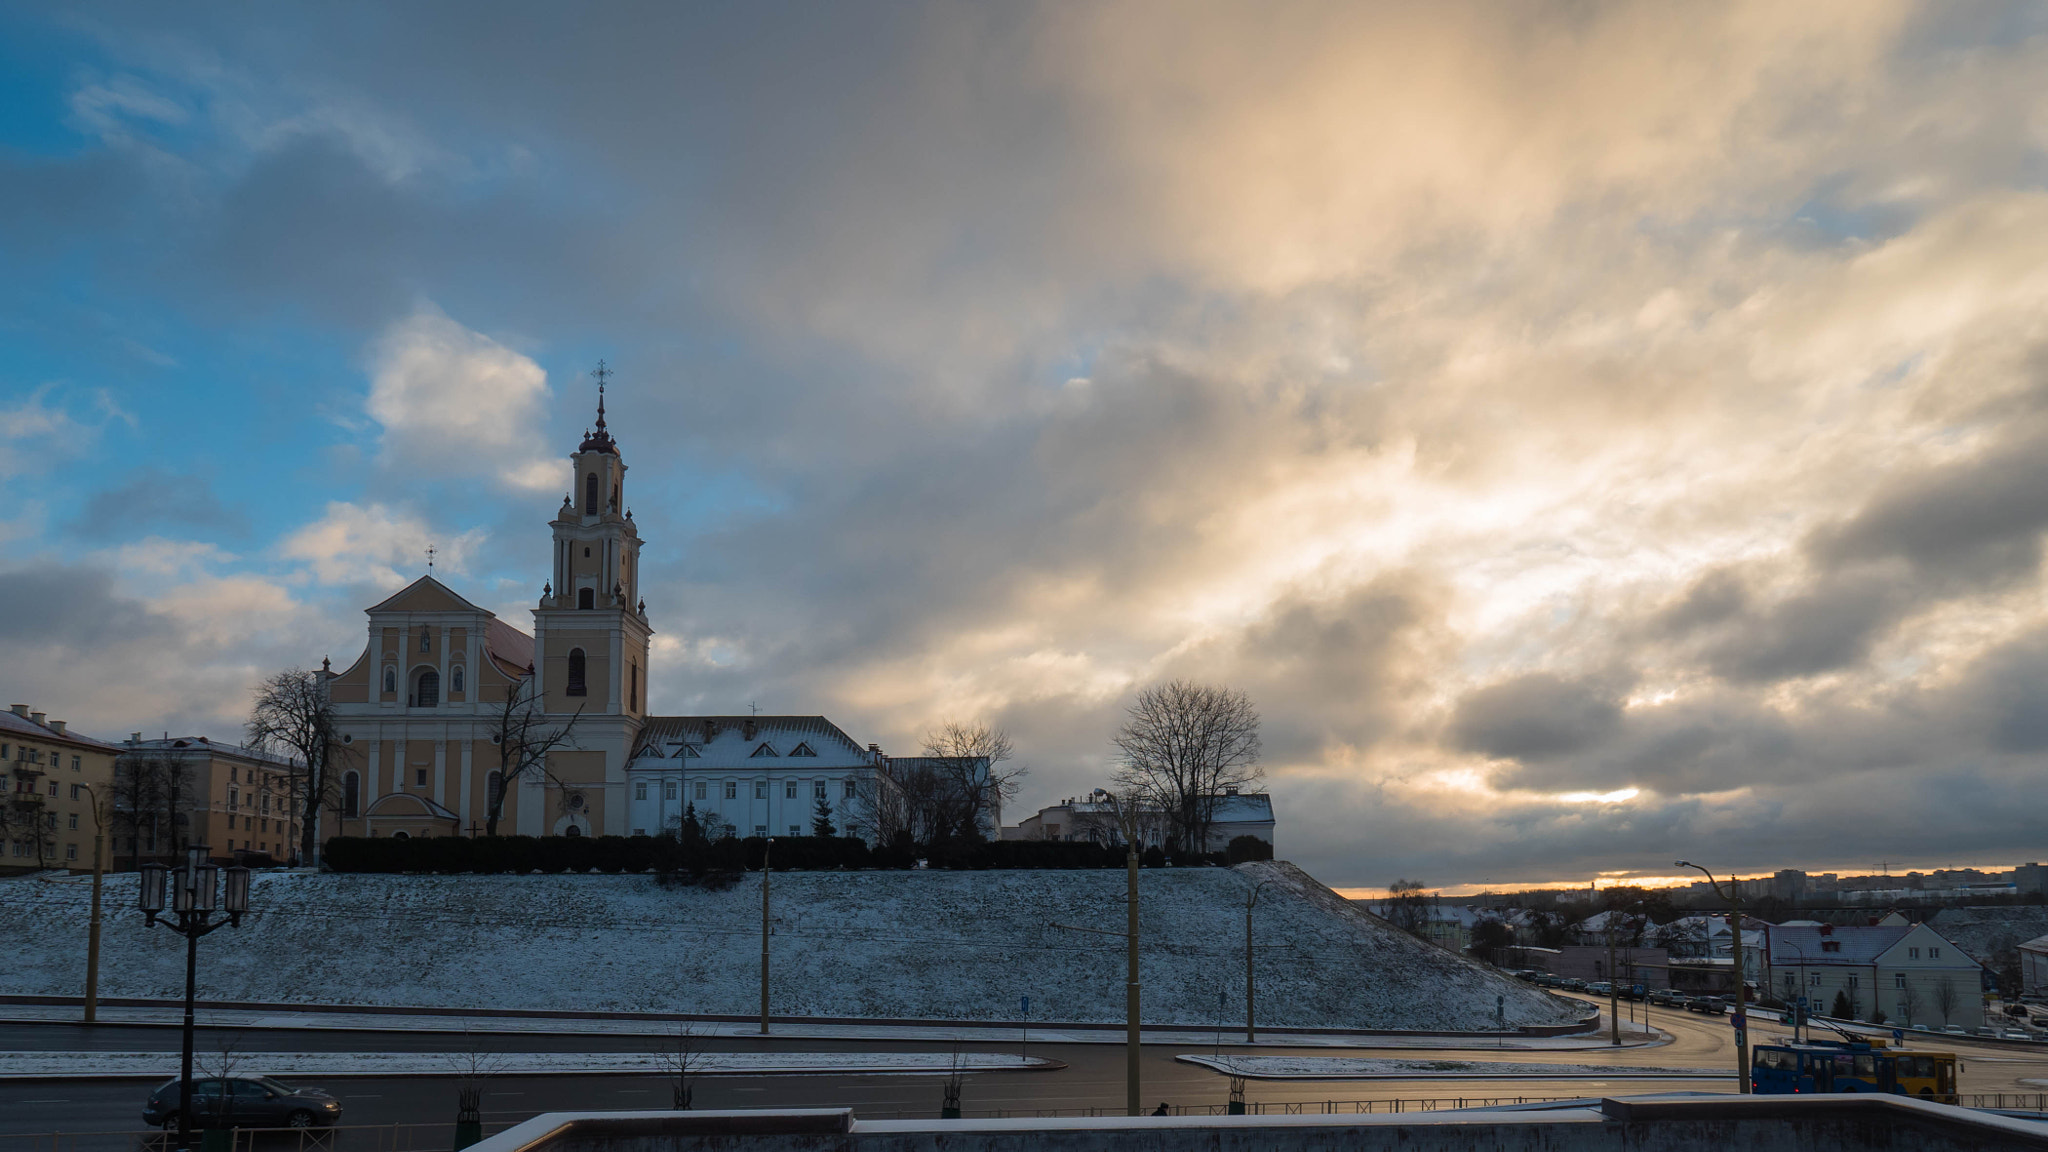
[{"left": 4, "top": 862, "right": 1584, "bottom": 1031}]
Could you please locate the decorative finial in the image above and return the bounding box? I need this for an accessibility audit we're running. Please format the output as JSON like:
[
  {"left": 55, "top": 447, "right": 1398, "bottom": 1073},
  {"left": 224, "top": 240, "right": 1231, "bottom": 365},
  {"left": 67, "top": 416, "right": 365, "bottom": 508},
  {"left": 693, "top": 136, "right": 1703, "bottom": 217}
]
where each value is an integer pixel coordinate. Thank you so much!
[
  {"left": 579, "top": 360, "right": 620, "bottom": 454},
  {"left": 543, "top": 580, "right": 553, "bottom": 597},
  {"left": 321, "top": 655, "right": 331, "bottom": 673},
  {"left": 425, "top": 544, "right": 437, "bottom": 570}
]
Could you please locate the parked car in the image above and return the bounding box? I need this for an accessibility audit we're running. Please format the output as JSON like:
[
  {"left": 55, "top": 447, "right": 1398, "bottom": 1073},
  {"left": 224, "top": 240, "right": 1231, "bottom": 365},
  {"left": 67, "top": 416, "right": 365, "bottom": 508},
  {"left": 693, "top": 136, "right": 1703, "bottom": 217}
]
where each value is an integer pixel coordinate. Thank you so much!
[
  {"left": 2001, "top": 1030, "right": 2033, "bottom": 1041},
  {"left": 1648, "top": 990, "right": 1684, "bottom": 1008},
  {"left": 1585, "top": 982, "right": 1613, "bottom": 996},
  {"left": 1536, "top": 975, "right": 1564, "bottom": 988},
  {"left": 1687, "top": 996, "right": 1729, "bottom": 1015},
  {"left": 1943, "top": 1025, "right": 1969, "bottom": 1035},
  {"left": 1561, "top": 979, "right": 1588, "bottom": 992},
  {"left": 143, "top": 1076, "right": 343, "bottom": 1130},
  {"left": 2004, "top": 1004, "right": 2032, "bottom": 1019}
]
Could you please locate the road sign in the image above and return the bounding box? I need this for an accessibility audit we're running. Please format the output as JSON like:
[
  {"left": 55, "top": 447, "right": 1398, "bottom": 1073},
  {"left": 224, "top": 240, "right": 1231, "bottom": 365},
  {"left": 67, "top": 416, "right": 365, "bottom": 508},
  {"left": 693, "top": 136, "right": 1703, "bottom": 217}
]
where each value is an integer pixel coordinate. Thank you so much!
[
  {"left": 1892, "top": 1029, "right": 1904, "bottom": 1041},
  {"left": 1021, "top": 996, "right": 1030, "bottom": 1014},
  {"left": 1730, "top": 1013, "right": 1746, "bottom": 1028}
]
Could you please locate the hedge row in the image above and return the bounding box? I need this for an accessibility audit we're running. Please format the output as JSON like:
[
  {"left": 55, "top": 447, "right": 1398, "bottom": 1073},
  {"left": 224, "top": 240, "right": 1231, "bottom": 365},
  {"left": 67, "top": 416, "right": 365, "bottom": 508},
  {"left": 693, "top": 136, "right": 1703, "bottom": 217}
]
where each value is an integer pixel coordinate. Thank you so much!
[{"left": 320, "top": 832, "right": 1273, "bottom": 874}]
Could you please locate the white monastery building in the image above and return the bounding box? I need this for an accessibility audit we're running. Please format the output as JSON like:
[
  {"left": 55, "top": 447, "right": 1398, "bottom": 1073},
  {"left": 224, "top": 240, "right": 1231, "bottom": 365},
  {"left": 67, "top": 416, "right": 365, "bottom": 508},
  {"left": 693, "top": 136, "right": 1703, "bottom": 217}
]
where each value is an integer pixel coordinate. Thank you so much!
[{"left": 319, "top": 378, "right": 887, "bottom": 841}]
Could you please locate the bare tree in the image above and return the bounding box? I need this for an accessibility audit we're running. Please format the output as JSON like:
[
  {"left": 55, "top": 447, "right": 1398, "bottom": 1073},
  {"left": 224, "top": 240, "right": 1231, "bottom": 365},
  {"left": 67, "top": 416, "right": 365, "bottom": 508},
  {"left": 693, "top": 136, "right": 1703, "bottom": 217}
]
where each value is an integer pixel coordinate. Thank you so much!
[
  {"left": 0, "top": 796, "right": 57, "bottom": 869},
  {"left": 109, "top": 750, "right": 170, "bottom": 869},
  {"left": 1933, "top": 976, "right": 1959, "bottom": 1027},
  {"left": 247, "top": 668, "right": 348, "bottom": 865},
  {"left": 482, "top": 676, "right": 581, "bottom": 836},
  {"left": 920, "top": 721, "right": 1025, "bottom": 839},
  {"left": 1384, "top": 879, "right": 1430, "bottom": 938},
  {"left": 656, "top": 1020, "right": 711, "bottom": 1109},
  {"left": 1111, "top": 680, "right": 1262, "bottom": 854},
  {"left": 1897, "top": 976, "right": 1921, "bottom": 1026}
]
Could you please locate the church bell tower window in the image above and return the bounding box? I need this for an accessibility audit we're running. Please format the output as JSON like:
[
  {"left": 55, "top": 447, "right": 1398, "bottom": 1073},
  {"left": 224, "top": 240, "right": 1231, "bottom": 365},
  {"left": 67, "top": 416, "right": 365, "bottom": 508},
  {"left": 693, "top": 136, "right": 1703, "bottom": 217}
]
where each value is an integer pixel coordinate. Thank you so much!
[
  {"left": 567, "top": 648, "right": 587, "bottom": 696},
  {"left": 579, "top": 587, "right": 594, "bottom": 610},
  {"left": 584, "top": 473, "right": 599, "bottom": 515}
]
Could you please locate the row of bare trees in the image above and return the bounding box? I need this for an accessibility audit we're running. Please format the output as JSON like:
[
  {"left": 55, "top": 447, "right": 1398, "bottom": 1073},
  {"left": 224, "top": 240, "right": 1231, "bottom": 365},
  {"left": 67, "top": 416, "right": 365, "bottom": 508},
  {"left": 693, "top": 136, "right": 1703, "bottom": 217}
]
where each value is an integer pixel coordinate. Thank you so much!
[{"left": 850, "top": 722, "right": 1024, "bottom": 845}]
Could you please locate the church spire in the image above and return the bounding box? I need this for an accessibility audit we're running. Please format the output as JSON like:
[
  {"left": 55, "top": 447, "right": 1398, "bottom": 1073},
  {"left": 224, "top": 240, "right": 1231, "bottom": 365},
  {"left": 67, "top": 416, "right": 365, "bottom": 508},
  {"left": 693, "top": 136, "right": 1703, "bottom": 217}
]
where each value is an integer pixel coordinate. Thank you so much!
[{"left": 580, "top": 359, "right": 619, "bottom": 455}]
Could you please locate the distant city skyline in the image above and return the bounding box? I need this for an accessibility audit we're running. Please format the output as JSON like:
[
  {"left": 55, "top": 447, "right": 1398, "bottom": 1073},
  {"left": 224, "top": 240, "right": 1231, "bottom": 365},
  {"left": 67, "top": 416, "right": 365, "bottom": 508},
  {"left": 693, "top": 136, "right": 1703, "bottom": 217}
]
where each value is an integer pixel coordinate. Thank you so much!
[{"left": 6, "top": 3, "right": 2048, "bottom": 888}]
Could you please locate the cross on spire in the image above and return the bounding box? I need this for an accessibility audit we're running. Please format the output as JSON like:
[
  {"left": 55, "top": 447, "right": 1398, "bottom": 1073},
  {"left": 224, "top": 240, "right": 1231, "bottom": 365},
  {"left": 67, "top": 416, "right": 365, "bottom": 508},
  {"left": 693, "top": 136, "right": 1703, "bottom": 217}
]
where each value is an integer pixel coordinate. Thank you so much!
[
  {"left": 579, "top": 359, "right": 619, "bottom": 453},
  {"left": 425, "top": 544, "right": 437, "bottom": 570}
]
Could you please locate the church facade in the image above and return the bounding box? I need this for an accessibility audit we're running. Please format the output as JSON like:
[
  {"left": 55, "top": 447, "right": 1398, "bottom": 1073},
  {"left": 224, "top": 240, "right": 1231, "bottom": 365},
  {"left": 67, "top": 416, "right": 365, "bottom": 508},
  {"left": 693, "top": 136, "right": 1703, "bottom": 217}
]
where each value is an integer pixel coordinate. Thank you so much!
[{"left": 318, "top": 383, "right": 885, "bottom": 842}]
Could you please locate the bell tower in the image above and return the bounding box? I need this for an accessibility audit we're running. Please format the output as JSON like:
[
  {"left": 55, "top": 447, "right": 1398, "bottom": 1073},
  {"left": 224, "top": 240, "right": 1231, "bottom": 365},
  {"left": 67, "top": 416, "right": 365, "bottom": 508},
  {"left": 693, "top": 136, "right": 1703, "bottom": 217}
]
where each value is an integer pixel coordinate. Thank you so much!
[{"left": 533, "top": 361, "right": 653, "bottom": 721}]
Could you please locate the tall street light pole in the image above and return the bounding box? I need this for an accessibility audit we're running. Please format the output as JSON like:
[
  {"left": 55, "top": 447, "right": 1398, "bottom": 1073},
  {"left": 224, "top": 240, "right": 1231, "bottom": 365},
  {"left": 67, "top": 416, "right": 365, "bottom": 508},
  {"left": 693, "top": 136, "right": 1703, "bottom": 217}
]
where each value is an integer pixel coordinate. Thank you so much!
[
  {"left": 80, "top": 783, "right": 106, "bottom": 1025},
  {"left": 138, "top": 849, "right": 251, "bottom": 1152},
  {"left": 759, "top": 837, "right": 774, "bottom": 1036},
  {"left": 1676, "top": 860, "right": 1749, "bottom": 1093},
  {"left": 1244, "top": 880, "right": 1269, "bottom": 1042},
  {"left": 1049, "top": 794, "right": 1145, "bottom": 1116}
]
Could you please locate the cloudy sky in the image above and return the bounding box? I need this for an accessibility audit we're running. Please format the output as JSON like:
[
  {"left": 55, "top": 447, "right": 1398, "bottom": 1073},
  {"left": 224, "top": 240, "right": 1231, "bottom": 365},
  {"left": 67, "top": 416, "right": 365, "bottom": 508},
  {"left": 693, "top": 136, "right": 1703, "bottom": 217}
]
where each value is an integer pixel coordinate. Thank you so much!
[{"left": 6, "top": 2, "right": 2048, "bottom": 893}]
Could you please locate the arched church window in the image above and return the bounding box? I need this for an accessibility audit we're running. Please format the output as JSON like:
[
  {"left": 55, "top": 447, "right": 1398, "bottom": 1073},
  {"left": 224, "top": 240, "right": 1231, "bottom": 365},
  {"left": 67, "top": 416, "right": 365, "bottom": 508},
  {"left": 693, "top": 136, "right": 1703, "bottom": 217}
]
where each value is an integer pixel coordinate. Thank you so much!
[
  {"left": 451, "top": 665, "right": 465, "bottom": 693},
  {"left": 567, "top": 648, "right": 588, "bottom": 696},
  {"left": 630, "top": 663, "right": 638, "bottom": 711},
  {"left": 579, "top": 587, "right": 595, "bottom": 610},
  {"left": 383, "top": 668, "right": 396, "bottom": 694},
  {"left": 413, "top": 667, "right": 440, "bottom": 707},
  {"left": 584, "top": 473, "right": 599, "bottom": 515},
  {"left": 564, "top": 824, "right": 583, "bottom": 837},
  {"left": 342, "top": 771, "right": 360, "bottom": 819},
  {"left": 487, "top": 771, "right": 504, "bottom": 811}
]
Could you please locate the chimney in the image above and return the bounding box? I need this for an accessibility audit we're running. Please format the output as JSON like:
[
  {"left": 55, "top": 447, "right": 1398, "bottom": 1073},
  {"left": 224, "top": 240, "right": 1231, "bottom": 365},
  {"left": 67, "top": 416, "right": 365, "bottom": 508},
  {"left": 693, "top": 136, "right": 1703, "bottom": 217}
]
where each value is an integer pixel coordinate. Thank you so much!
[
  {"left": 8, "top": 704, "right": 27, "bottom": 718},
  {"left": 30, "top": 711, "right": 46, "bottom": 725},
  {"left": 49, "top": 720, "right": 65, "bottom": 735},
  {"left": 131, "top": 733, "right": 142, "bottom": 743}
]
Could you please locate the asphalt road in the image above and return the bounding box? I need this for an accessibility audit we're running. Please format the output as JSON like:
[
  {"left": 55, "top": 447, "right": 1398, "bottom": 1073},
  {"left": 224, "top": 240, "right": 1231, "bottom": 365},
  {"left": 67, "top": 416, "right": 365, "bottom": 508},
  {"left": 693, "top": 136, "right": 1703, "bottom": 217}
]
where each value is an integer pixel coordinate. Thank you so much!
[{"left": 5, "top": 999, "right": 2046, "bottom": 1146}]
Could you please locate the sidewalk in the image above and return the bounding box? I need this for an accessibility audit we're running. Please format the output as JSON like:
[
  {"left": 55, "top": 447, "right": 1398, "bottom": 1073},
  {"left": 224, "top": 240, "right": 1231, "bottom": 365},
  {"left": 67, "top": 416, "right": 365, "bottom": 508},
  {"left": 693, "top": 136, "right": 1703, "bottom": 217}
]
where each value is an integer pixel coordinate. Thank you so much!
[
  {"left": 1, "top": 1003, "right": 1663, "bottom": 1052},
  {"left": 0, "top": 1050, "right": 1065, "bottom": 1081}
]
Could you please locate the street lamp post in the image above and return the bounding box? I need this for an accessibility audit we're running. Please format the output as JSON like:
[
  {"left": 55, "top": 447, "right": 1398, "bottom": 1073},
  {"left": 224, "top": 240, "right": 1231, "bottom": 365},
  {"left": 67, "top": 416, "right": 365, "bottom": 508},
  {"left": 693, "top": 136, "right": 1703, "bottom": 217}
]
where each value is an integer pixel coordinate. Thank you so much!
[
  {"left": 80, "top": 783, "right": 107, "bottom": 1025},
  {"left": 1244, "top": 880, "right": 1270, "bottom": 1042},
  {"left": 759, "top": 837, "right": 774, "bottom": 1036},
  {"left": 138, "top": 848, "right": 251, "bottom": 1152},
  {"left": 1675, "top": 860, "right": 1749, "bottom": 1093}
]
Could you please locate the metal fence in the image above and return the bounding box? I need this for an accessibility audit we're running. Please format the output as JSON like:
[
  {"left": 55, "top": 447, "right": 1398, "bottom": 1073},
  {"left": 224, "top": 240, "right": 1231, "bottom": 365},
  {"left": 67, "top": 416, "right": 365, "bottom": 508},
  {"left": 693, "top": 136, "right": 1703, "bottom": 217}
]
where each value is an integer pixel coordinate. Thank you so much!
[{"left": 0, "top": 1121, "right": 518, "bottom": 1152}]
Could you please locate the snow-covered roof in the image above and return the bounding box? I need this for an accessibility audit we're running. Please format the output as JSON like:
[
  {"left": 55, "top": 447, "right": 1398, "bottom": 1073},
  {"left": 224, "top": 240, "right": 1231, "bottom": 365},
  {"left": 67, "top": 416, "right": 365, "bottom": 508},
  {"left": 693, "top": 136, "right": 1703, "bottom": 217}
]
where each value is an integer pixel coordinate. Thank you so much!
[
  {"left": 632, "top": 715, "right": 874, "bottom": 766},
  {"left": 122, "top": 735, "right": 299, "bottom": 769},
  {"left": 0, "top": 708, "right": 122, "bottom": 753},
  {"left": 1213, "top": 793, "right": 1274, "bottom": 822},
  {"left": 1767, "top": 924, "right": 1913, "bottom": 966}
]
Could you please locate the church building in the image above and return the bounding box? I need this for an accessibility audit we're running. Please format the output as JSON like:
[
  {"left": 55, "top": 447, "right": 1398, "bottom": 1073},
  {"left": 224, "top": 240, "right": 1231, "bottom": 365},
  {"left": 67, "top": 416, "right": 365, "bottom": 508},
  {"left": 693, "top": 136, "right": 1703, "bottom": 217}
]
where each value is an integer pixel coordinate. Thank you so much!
[{"left": 318, "top": 376, "right": 887, "bottom": 842}]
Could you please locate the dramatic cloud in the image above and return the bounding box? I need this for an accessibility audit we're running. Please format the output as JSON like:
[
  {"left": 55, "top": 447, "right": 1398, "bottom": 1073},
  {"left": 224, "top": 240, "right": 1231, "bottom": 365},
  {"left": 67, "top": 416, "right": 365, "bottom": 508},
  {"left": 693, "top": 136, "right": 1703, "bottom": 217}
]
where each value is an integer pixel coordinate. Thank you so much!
[
  {"left": 366, "top": 307, "right": 561, "bottom": 493},
  {"left": 6, "top": 0, "right": 2048, "bottom": 888}
]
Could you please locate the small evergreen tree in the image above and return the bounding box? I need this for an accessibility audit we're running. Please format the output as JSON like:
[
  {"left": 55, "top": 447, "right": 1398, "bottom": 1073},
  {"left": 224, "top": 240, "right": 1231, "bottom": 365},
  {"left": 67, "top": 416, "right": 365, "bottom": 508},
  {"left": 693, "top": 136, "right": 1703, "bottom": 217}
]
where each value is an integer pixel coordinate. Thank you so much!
[
  {"left": 1831, "top": 989, "right": 1854, "bottom": 1019},
  {"left": 811, "top": 796, "right": 836, "bottom": 837}
]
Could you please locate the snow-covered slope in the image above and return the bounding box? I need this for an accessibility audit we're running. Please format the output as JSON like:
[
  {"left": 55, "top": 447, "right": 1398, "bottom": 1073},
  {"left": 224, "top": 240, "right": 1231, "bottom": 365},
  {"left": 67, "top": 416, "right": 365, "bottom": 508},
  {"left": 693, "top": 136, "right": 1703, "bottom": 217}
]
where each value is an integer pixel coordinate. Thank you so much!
[{"left": 4, "top": 862, "right": 1584, "bottom": 1031}]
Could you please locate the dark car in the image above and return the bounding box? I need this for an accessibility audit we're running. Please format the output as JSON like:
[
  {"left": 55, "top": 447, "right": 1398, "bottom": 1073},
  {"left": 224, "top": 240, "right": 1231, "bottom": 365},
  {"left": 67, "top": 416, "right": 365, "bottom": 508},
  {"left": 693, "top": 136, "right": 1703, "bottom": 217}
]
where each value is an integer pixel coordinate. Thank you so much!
[{"left": 143, "top": 1076, "right": 343, "bottom": 1130}]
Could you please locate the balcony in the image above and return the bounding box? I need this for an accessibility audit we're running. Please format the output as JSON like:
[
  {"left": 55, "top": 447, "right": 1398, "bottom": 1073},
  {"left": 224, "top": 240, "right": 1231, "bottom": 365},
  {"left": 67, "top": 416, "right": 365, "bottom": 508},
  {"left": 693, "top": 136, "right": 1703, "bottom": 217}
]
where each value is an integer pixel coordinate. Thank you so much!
[
  {"left": 10, "top": 763, "right": 44, "bottom": 779},
  {"left": 8, "top": 790, "right": 46, "bottom": 808}
]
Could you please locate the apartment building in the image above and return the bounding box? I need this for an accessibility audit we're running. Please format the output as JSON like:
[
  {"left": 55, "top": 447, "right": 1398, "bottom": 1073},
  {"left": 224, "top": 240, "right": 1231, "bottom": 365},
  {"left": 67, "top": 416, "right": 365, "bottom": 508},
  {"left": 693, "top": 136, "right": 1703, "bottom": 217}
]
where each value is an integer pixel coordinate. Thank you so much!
[
  {"left": 1, "top": 703, "right": 121, "bottom": 873},
  {"left": 112, "top": 736, "right": 303, "bottom": 867}
]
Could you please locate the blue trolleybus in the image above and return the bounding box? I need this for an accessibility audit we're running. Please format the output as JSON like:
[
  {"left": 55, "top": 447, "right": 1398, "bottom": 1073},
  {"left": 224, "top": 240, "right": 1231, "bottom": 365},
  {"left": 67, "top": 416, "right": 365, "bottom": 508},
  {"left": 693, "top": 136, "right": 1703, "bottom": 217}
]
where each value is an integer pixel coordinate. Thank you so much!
[{"left": 1751, "top": 1040, "right": 1956, "bottom": 1103}]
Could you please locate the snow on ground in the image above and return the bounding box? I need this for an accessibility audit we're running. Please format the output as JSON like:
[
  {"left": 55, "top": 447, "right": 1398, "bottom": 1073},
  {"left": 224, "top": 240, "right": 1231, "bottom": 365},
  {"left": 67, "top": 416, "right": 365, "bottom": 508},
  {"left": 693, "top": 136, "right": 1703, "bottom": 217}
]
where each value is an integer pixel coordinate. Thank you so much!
[
  {"left": 1175, "top": 1055, "right": 1729, "bottom": 1080},
  {"left": 3, "top": 861, "right": 1582, "bottom": 1031},
  {"left": 0, "top": 1051, "right": 1059, "bottom": 1081}
]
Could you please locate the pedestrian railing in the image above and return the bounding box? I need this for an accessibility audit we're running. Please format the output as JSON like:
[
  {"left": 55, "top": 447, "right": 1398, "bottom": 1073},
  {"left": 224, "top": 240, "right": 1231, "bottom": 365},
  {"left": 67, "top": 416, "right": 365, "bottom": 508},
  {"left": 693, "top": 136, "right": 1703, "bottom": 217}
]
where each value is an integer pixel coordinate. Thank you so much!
[{"left": 0, "top": 1120, "right": 520, "bottom": 1152}]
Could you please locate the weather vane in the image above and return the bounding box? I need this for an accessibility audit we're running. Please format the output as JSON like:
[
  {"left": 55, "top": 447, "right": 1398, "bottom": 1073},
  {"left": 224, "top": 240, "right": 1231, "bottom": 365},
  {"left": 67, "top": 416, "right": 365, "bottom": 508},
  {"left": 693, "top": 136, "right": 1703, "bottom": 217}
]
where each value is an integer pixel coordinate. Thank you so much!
[{"left": 425, "top": 544, "right": 437, "bottom": 570}]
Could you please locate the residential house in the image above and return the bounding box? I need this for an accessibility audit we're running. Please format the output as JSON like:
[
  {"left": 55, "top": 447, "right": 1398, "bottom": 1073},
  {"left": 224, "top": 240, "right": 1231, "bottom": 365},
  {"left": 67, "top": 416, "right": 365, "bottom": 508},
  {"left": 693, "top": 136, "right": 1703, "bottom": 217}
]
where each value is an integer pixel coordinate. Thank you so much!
[
  {"left": 113, "top": 736, "right": 303, "bottom": 867},
  {"left": 1764, "top": 917, "right": 1985, "bottom": 1030}
]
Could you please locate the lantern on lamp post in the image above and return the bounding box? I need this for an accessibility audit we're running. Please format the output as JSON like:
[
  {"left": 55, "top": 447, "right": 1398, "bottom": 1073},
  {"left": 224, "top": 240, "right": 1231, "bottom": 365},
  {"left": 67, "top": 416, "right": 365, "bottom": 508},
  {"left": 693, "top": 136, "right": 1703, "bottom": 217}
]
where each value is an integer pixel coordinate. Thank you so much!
[{"left": 139, "top": 849, "right": 251, "bottom": 1152}]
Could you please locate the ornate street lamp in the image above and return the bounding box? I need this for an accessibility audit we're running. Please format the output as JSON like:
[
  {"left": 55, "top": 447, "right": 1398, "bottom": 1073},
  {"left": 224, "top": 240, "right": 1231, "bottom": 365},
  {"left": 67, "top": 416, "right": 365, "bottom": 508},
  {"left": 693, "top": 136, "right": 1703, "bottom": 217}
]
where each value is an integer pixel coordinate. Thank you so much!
[{"left": 140, "top": 849, "right": 251, "bottom": 1152}]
